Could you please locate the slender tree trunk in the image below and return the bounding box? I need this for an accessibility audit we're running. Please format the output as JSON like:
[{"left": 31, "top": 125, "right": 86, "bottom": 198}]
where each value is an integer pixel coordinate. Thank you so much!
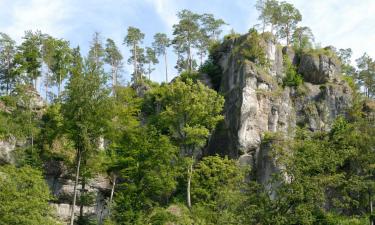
[
  {"left": 200, "top": 52, "right": 203, "bottom": 67},
  {"left": 45, "top": 71, "right": 48, "bottom": 101},
  {"left": 286, "top": 24, "right": 290, "bottom": 46},
  {"left": 58, "top": 81, "right": 61, "bottom": 99},
  {"left": 262, "top": 21, "right": 265, "bottom": 34},
  {"left": 370, "top": 192, "right": 374, "bottom": 225},
  {"left": 187, "top": 157, "right": 193, "bottom": 209},
  {"left": 70, "top": 150, "right": 82, "bottom": 225},
  {"left": 133, "top": 43, "right": 138, "bottom": 82},
  {"left": 6, "top": 57, "right": 10, "bottom": 95},
  {"left": 187, "top": 42, "right": 192, "bottom": 72},
  {"left": 109, "top": 174, "right": 116, "bottom": 206},
  {"left": 112, "top": 65, "right": 116, "bottom": 96},
  {"left": 187, "top": 165, "right": 192, "bottom": 208},
  {"left": 148, "top": 63, "right": 151, "bottom": 80},
  {"left": 79, "top": 177, "right": 86, "bottom": 218},
  {"left": 164, "top": 51, "right": 168, "bottom": 82}
]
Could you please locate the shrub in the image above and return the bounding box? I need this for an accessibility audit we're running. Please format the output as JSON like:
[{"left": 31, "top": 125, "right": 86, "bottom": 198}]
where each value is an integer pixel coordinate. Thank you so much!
[{"left": 282, "top": 55, "right": 303, "bottom": 87}]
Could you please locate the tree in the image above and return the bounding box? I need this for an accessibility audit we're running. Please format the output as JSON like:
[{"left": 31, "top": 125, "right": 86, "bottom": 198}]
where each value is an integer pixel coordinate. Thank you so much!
[
  {"left": 172, "top": 10, "right": 201, "bottom": 72},
  {"left": 356, "top": 53, "right": 375, "bottom": 98},
  {"left": 104, "top": 38, "right": 123, "bottom": 94},
  {"left": 200, "top": 13, "right": 226, "bottom": 41},
  {"left": 277, "top": 2, "right": 302, "bottom": 45},
  {"left": 143, "top": 78, "right": 224, "bottom": 208},
  {"left": 337, "top": 48, "right": 357, "bottom": 77},
  {"left": 124, "top": 27, "right": 145, "bottom": 82},
  {"left": 0, "top": 165, "right": 61, "bottom": 225},
  {"left": 190, "top": 156, "right": 246, "bottom": 225},
  {"left": 196, "top": 14, "right": 226, "bottom": 67},
  {"left": 42, "top": 36, "right": 72, "bottom": 98},
  {"left": 16, "top": 30, "right": 43, "bottom": 89},
  {"left": 0, "top": 32, "right": 17, "bottom": 95},
  {"left": 63, "top": 47, "right": 110, "bottom": 225},
  {"left": 88, "top": 32, "right": 105, "bottom": 71},
  {"left": 255, "top": 0, "right": 280, "bottom": 34},
  {"left": 104, "top": 86, "right": 142, "bottom": 211},
  {"left": 111, "top": 127, "right": 179, "bottom": 224},
  {"left": 144, "top": 47, "right": 158, "bottom": 80},
  {"left": 127, "top": 46, "right": 146, "bottom": 82},
  {"left": 292, "top": 26, "right": 314, "bottom": 50},
  {"left": 152, "top": 33, "right": 170, "bottom": 82}
]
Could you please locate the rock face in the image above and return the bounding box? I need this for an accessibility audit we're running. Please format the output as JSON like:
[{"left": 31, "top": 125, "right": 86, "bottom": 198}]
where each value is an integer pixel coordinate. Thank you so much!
[
  {"left": 44, "top": 160, "right": 111, "bottom": 224},
  {"left": 298, "top": 52, "right": 340, "bottom": 84},
  {"left": 207, "top": 34, "right": 352, "bottom": 187},
  {"left": 0, "top": 137, "right": 16, "bottom": 164}
]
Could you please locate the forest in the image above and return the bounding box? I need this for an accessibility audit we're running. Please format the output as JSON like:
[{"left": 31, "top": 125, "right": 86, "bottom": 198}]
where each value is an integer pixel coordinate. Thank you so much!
[{"left": 0, "top": 0, "right": 374, "bottom": 225}]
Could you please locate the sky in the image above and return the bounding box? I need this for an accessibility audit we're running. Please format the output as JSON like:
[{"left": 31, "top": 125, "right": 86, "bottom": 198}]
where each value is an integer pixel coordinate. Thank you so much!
[{"left": 0, "top": 0, "right": 374, "bottom": 84}]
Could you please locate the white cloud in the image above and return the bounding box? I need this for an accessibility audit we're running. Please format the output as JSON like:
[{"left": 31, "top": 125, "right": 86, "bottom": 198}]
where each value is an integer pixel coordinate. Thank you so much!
[
  {"left": 146, "top": 0, "right": 178, "bottom": 31},
  {"left": 289, "top": 0, "right": 375, "bottom": 61},
  {"left": 2, "top": 0, "right": 74, "bottom": 42}
]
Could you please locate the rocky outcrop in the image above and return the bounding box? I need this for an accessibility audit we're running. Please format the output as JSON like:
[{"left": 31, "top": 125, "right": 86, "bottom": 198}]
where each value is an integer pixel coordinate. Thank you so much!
[
  {"left": 44, "top": 160, "right": 111, "bottom": 224},
  {"left": 298, "top": 52, "right": 341, "bottom": 84},
  {"left": 207, "top": 34, "right": 352, "bottom": 186},
  {"left": 0, "top": 137, "right": 16, "bottom": 164}
]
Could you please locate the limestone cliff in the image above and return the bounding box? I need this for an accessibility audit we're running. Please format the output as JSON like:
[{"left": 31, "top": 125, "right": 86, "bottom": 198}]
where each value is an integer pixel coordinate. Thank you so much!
[{"left": 206, "top": 34, "right": 353, "bottom": 186}]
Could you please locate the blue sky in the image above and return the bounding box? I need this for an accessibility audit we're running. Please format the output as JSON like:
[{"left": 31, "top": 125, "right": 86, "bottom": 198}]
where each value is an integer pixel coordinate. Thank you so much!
[{"left": 0, "top": 0, "right": 374, "bottom": 84}]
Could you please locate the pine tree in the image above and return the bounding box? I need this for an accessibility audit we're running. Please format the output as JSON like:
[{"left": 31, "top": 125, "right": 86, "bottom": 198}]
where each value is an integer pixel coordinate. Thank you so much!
[
  {"left": 104, "top": 38, "right": 123, "bottom": 94},
  {"left": 124, "top": 27, "right": 145, "bottom": 82},
  {"left": 152, "top": 33, "right": 170, "bottom": 82}
]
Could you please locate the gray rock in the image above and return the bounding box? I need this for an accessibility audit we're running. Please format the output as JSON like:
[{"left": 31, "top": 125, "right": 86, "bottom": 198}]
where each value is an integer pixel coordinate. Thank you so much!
[
  {"left": 282, "top": 46, "right": 297, "bottom": 65},
  {"left": 298, "top": 53, "right": 340, "bottom": 84},
  {"left": 0, "top": 137, "right": 16, "bottom": 164},
  {"left": 207, "top": 35, "right": 352, "bottom": 187}
]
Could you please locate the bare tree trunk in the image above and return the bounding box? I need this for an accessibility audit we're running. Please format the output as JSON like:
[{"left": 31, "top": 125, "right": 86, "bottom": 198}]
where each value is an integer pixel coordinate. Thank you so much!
[
  {"left": 109, "top": 174, "right": 116, "bottom": 206},
  {"left": 79, "top": 175, "right": 86, "bottom": 219},
  {"left": 370, "top": 192, "right": 374, "bottom": 225},
  {"left": 45, "top": 71, "right": 48, "bottom": 101},
  {"left": 133, "top": 43, "right": 138, "bottom": 82},
  {"left": 187, "top": 159, "right": 193, "bottom": 209},
  {"left": 148, "top": 63, "right": 151, "bottom": 80},
  {"left": 164, "top": 51, "right": 168, "bottom": 82},
  {"left": 70, "top": 150, "right": 82, "bottom": 225},
  {"left": 187, "top": 42, "right": 192, "bottom": 72},
  {"left": 200, "top": 53, "right": 203, "bottom": 67},
  {"left": 6, "top": 58, "right": 10, "bottom": 95},
  {"left": 112, "top": 66, "right": 116, "bottom": 96}
]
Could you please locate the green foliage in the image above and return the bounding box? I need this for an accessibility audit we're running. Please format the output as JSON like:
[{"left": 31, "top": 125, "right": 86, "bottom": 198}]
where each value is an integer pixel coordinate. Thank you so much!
[
  {"left": 282, "top": 55, "right": 303, "bottom": 87},
  {"left": 143, "top": 78, "right": 224, "bottom": 152},
  {"left": 0, "top": 32, "right": 17, "bottom": 94},
  {"left": 277, "top": 2, "right": 302, "bottom": 45},
  {"left": 111, "top": 127, "right": 180, "bottom": 224},
  {"left": 292, "top": 26, "right": 314, "bottom": 51},
  {"left": 199, "top": 57, "right": 222, "bottom": 91},
  {"left": 356, "top": 52, "right": 375, "bottom": 98},
  {"left": 191, "top": 155, "right": 244, "bottom": 204},
  {"left": 15, "top": 31, "right": 43, "bottom": 87},
  {"left": 233, "top": 29, "right": 269, "bottom": 66},
  {"left": 0, "top": 165, "right": 61, "bottom": 225}
]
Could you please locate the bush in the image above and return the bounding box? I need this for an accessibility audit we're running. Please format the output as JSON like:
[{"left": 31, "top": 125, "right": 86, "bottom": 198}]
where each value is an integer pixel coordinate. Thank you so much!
[
  {"left": 199, "top": 59, "right": 222, "bottom": 91},
  {"left": 282, "top": 55, "right": 303, "bottom": 87},
  {"left": 234, "top": 29, "right": 269, "bottom": 67}
]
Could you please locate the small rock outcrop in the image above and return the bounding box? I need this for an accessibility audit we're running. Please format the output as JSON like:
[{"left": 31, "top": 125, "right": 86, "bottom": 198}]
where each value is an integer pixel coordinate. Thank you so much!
[
  {"left": 298, "top": 51, "right": 341, "bottom": 84},
  {"left": 44, "top": 159, "right": 111, "bottom": 223}
]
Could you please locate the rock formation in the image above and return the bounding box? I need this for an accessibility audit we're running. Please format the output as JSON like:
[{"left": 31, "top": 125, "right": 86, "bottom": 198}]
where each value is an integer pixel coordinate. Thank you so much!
[{"left": 207, "top": 33, "right": 352, "bottom": 187}]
